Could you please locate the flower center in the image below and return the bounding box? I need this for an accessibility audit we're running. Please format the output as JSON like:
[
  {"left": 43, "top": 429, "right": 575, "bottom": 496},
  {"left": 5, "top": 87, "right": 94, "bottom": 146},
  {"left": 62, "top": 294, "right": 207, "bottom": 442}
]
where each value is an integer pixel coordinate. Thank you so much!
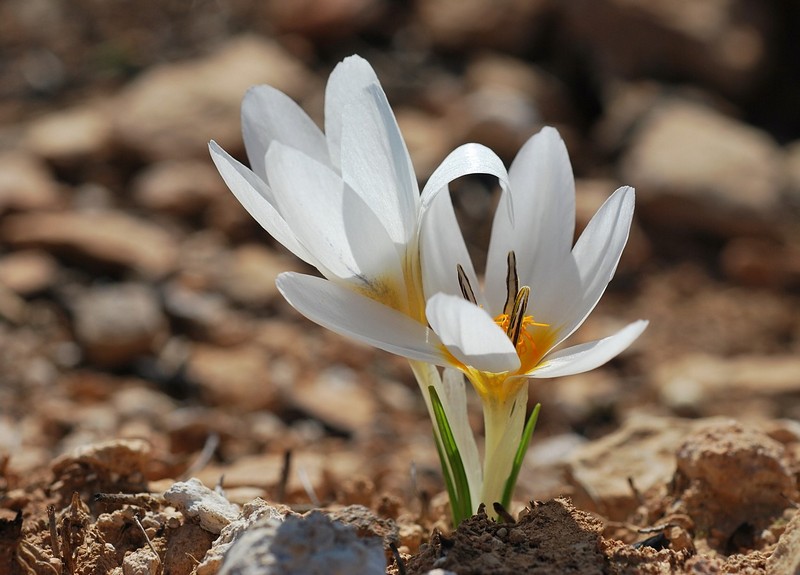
[{"left": 457, "top": 251, "right": 551, "bottom": 374}]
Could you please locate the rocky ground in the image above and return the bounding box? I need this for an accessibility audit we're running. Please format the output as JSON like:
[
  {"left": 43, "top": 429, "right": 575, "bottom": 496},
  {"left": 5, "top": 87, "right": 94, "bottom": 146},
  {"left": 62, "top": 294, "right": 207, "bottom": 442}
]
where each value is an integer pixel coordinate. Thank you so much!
[{"left": 2, "top": 0, "right": 800, "bottom": 573}]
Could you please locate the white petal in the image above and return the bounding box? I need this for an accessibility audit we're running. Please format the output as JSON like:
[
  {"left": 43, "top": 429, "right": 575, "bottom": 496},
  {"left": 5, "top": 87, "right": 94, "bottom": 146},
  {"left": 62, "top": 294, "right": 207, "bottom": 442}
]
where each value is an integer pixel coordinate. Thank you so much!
[
  {"left": 548, "top": 186, "right": 636, "bottom": 345},
  {"left": 339, "top": 83, "right": 419, "bottom": 245},
  {"left": 277, "top": 272, "right": 446, "bottom": 365},
  {"left": 426, "top": 293, "right": 520, "bottom": 374},
  {"left": 420, "top": 185, "right": 484, "bottom": 306},
  {"left": 208, "top": 141, "right": 315, "bottom": 266},
  {"left": 420, "top": 144, "right": 511, "bottom": 216},
  {"left": 529, "top": 320, "right": 648, "bottom": 378},
  {"left": 241, "top": 86, "right": 328, "bottom": 179},
  {"left": 266, "top": 143, "right": 403, "bottom": 290},
  {"left": 324, "top": 55, "right": 380, "bottom": 171},
  {"left": 485, "top": 127, "right": 576, "bottom": 314}
]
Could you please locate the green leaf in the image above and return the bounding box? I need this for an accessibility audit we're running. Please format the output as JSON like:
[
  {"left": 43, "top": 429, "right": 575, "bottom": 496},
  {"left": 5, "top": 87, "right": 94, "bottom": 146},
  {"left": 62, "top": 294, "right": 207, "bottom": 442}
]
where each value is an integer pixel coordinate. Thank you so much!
[
  {"left": 429, "top": 385, "right": 472, "bottom": 525},
  {"left": 501, "top": 402, "right": 541, "bottom": 510}
]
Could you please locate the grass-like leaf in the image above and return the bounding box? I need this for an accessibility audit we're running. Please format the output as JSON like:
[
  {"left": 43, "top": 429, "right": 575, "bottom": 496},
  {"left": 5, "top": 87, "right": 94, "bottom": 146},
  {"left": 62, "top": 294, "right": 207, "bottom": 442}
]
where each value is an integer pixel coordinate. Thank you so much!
[
  {"left": 501, "top": 402, "right": 541, "bottom": 510},
  {"left": 429, "top": 385, "right": 472, "bottom": 525}
]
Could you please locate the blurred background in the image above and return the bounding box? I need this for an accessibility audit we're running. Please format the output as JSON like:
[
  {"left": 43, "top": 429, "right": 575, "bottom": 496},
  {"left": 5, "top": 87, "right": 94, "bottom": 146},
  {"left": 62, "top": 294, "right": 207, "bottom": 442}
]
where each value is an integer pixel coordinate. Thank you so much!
[{"left": 1, "top": 0, "right": 799, "bottom": 515}]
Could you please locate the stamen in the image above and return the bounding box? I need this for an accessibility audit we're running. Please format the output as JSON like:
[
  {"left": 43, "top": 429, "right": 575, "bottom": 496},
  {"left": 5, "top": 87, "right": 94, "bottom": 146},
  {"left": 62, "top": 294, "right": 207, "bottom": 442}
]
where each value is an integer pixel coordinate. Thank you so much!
[
  {"left": 503, "top": 251, "right": 518, "bottom": 316},
  {"left": 506, "top": 286, "right": 530, "bottom": 345},
  {"left": 457, "top": 264, "right": 477, "bottom": 305}
]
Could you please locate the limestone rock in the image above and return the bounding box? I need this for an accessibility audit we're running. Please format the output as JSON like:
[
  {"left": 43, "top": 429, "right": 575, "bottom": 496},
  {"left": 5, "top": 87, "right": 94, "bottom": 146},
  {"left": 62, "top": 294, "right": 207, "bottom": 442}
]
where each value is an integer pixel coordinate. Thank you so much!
[
  {"left": 767, "top": 510, "right": 800, "bottom": 575},
  {"left": 218, "top": 510, "right": 386, "bottom": 575},
  {"left": 0, "top": 250, "right": 58, "bottom": 295},
  {"left": 164, "top": 478, "right": 240, "bottom": 535}
]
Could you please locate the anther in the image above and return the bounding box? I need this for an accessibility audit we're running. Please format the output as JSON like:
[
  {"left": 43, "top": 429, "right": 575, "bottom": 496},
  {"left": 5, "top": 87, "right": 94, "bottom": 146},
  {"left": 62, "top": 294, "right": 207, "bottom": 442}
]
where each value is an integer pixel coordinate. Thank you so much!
[
  {"left": 506, "top": 286, "right": 530, "bottom": 346},
  {"left": 457, "top": 264, "right": 477, "bottom": 305},
  {"left": 503, "top": 251, "right": 518, "bottom": 316}
]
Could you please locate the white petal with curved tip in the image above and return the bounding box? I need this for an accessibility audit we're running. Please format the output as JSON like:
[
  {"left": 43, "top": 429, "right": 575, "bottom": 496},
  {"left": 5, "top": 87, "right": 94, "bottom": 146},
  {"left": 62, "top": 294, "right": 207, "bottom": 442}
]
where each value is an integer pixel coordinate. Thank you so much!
[
  {"left": 208, "top": 141, "right": 316, "bottom": 267},
  {"left": 427, "top": 293, "right": 520, "bottom": 374},
  {"left": 339, "top": 83, "right": 418, "bottom": 246},
  {"left": 547, "top": 186, "right": 636, "bottom": 347},
  {"left": 529, "top": 320, "right": 648, "bottom": 378},
  {"left": 485, "top": 127, "right": 576, "bottom": 313},
  {"left": 420, "top": 186, "right": 484, "bottom": 307},
  {"left": 241, "top": 86, "right": 328, "bottom": 179},
  {"left": 277, "top": 272, "right": 445, "bottom": 365},
  {"left": 420, "top": 143, "right": 511, "bottom": 215},
  {"left": 325, "top": 55, "right": 381, "bottom": 171}
]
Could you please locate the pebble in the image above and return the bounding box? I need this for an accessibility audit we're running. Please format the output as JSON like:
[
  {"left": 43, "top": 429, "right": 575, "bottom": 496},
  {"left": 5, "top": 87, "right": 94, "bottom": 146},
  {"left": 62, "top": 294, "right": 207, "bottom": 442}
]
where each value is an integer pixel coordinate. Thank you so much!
[
  {"left": 767, "top": 510, "right": 800, "bottom": 575},
  {"left": 163, "top": 477, "right": 241, "bottom": 535},
  {"left": 0, "top": 151, "right": 62, "bottom": 214},
  {"left": 217, "top": 244, "right": 296, "bottom": 308},
  {"left": 23, "top": 103, "right": 114, "bottom": 166},
  {"left": 0, "top": 250, "right": 58, "bottom": 296},
  {"left": 132, "top": 159, "right": 227, "bottom": 216},
  {"left": 71, "top": 282, "right": 167, "bottom": 368}
]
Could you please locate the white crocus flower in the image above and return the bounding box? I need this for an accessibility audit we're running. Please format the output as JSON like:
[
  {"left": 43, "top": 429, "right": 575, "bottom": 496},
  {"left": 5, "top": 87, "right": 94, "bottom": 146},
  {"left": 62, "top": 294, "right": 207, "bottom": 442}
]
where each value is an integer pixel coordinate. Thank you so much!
[
  {"left": 209, "top": 55, "right": 510, "bottom": 522},
  {"left": 420, "top": 127, "right": 648, "bottom": 510}
]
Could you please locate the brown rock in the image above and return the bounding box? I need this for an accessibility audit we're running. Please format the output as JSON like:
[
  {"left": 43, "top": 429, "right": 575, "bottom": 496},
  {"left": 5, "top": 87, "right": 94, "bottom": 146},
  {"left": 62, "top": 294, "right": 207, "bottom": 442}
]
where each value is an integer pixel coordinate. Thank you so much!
[
  {"left": 285, "top": 366, "right": 376, "bottom": 435},
  {"left": 0, "top": 151, "right": 62, "bottom": 214},
  {"left": 132, "top": 159, "right": 227, "bottom": 216},
  {"left": 564, "top": 0, "right": 770, "bottom": 97},
  {"left": 416, "top": 0, "right": 553, "bottom": 53},
  {"left": 673, "top": 420, "right": 797, "bottom": 546},
  {"left": 263, "top": 0, "right": 383, "bottom": 39},
  {"left": 217, "top": 244, "right": 298, "bottom": 308},
  {"left": 71, "top": 282, "right": 167, "bottom": 368},
  {"left": 621, "top": 99, "right": 784, "bottom": 236},
  {"left": 0, "top": 250, "right": 58, "bottom": 295},
  {"left": 22, "top": 103, "right": 113, "bottom": 166},
  {"left": 566, "top": 414, "right": 698, "bottom": 520},
  {"left": 767, "top": 510, "right": 800, "bottom": 575},
  {"left": 654, "top": 353, "right": 800, "bottom": 417},
  {"left": 1, "top": 210, "right": 178, "bottom": 278},
  {"left": 185, "top": 343, "right": 276, "bottom": 411},
  {"left": 113, "top": 36, "right": 314, "bottom": 161}
]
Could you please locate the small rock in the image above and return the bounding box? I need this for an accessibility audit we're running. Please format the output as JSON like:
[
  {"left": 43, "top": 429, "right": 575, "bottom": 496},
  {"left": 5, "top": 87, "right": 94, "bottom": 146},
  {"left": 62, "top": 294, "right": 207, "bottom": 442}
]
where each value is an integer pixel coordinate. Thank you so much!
[
  {"left": 163, "top": 522, "right": 216, "bottom": 575},
  {"left": 1, "top": 210, "right": 178, "bottom": 278},
  {"left": 113, "top": 36, "right": 314, "bottom": 161},
  {"left": 121, "top": 547, "right": 160, "bottom": 575},
  {"left": 52, "top": 438, "right": 151, "bottom": 479},
  {"left": 263, "top": 0, "right": 383, "bottom": 39},
  {"left": 164, "top": 478, "right": 240, "bottom": 535},
  {"left": 395, "top": 108, "right": 454, "bottom": 181},
  {"left": 0, "top": 250, "right": 58, "bottom": 296},
  {"left": 218, "top": 510, "right": 386, "bottom": 575},
  {"left": 767, "top": 510, "right": 800, "bottom": 575},
  {"left": 621, "top": 99, "right": 784, "bottom": 235},
  {"left": 673, "top": 420, "right": 797, "bottom": 545},
  {"left": 720, "top": 237, "right": 800, "bottom": 288},
  {"left": 132, "top": 160, "right": 227, "bottom": 216},
  {"left": 71, "top": 283, "right": 166, "bottom": 368},
  {"left": 162, "top": 282, "right": 253, "bottom": 345},
  {"left": 0, "top": 151, "right": 62, "bottom": 214},
  {"left": 23, "top": 103, "right": 114, "bottom": 166},
  {"left": 185, "top": 343, "right": 277, "bottom": 411},
  {"left": 217, "top": 244, "right": 297, "bottom": 308},
  {"left": 285, "top": 366, "right": 376, "bottom": 435}
]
